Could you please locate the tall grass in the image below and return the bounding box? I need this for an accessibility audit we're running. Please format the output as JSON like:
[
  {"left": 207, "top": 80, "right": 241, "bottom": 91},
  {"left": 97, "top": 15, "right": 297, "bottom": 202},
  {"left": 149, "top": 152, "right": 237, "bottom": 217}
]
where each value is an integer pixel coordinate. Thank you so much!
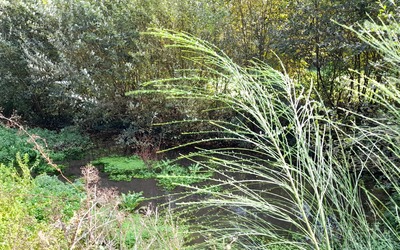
[{"left": 129, "top": 27, "right": 400, "bottom": 249}]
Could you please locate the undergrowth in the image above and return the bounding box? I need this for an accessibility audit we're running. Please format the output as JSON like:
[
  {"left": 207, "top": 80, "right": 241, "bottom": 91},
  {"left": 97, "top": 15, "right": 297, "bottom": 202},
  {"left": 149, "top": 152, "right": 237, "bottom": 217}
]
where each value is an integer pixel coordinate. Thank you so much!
[
  {"left": 0, "top": 152, "right": 188, "bottom": 249},
  {"left": 0, "top": 155, "right": 76, "bottom": 249},
  {"left": 0, "top": 123, "right": 92, "bottom": 174}
]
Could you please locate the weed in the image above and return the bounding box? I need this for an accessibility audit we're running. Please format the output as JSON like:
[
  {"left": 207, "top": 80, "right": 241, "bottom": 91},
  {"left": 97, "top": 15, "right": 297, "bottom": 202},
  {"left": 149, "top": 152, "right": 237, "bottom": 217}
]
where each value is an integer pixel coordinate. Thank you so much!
[
  {"left": 154, "top": 160, "right": 212, "bottom": 190},
  {"left": 0, "top": 156, "right": 70, "bottom": 249},
  {"left": 0, "top": 121, "right": 92, "bottom": 174},
  {"left": 120, "top": 191, "right": 145, "bottom": 212},
  {"left": 67, "top": 165, "right": 188, "bottom": 249},
  {"left": 28, "top": 175, "right": 84, "bottom": 222}
]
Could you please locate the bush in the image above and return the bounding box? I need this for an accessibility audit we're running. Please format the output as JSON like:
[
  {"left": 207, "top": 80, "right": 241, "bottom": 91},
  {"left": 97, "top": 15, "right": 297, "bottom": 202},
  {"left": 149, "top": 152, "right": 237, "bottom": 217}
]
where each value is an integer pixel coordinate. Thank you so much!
[
  {"left": 0, "top": 125, "right": 37, "bottom": 164},
  {"left": 0, "top": 124, "right": 92, "bottom": 174},
  {"left": 0, "top": 157, "right": 69, "bottom": 249},
  {"left": 28, "top": 175, "right": 84, "bottom": 222},
  {"left": 31, "top": 126, "right": 93, "bottom": 161}
]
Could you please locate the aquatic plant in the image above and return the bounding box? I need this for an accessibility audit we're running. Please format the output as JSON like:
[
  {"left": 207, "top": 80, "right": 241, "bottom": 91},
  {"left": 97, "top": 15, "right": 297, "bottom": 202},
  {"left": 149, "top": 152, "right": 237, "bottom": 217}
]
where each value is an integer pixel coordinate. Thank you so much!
[{"left": 92, "top": 155, "right": 212, "bottom": 190}]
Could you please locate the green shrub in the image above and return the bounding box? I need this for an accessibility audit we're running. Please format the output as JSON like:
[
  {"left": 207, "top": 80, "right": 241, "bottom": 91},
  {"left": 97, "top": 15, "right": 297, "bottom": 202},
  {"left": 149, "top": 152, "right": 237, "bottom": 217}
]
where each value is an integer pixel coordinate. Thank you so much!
[
  {"left": 0, "top": 125, "right": 92, "bottom": 174},
  {"left": 0, "top": 157, "right": 69, "bottom": 249},
  {"left": 0, "top": 125, "right": 37, "bottom": 164},
  {"left": 30, "top": 126, "right": 93, "bottom": 161},
  {"left": 28, "top": 175, "right": 84, "bottom": 222}
]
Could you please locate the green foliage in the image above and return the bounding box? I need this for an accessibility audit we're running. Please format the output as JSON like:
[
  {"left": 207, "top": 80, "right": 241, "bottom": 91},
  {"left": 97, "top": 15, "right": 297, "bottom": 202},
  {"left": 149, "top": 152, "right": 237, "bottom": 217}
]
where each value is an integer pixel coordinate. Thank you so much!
[
  {"left": 0, "top": 125, "right": 37, "bottom": 164},
  {"left": 0, "top": 157, "right": 69, "bottom": 249},
  {"left": 0, "top": 160, "right": 187, "bottom": 249},
  {"left": 112, "top": 212, "right": 187, "bottom": 249},
  {"left": 30, "top": 126, "right": 93, "bottom": 161},
  {"left": 0, "top": 125, "right": 92, "bottom": 173},
  {"left": 0, "top": 0, "right": 387, "bottom": 136},
  {"left": 92, "top": 155, "right": 212, "bottom": 190},
  {"left": 120, "top": 191, "right": 145, "bottom": 212},
  {"left": 28, "top": 175, "right": 84, "bottom": 222},
  {"left": 92, "top": 155, "right": 147, "bottom": 181},
  {"left": 384, "top": 191, "right": 400, "bottom": 232}
]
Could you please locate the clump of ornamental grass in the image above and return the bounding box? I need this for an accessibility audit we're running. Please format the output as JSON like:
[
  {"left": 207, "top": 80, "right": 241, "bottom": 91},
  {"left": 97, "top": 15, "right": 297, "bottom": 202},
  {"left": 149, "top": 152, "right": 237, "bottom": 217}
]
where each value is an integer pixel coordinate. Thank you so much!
[{"left": 129, "top": 27, "right": 400, "bottom": 249}]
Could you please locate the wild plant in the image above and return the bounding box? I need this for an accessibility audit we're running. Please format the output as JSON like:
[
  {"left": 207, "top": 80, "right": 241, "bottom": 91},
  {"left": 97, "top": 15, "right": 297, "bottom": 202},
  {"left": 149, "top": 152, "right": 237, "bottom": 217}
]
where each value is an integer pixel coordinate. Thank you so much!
[
  {"left": 66, "top": 164, "right": 187, "bottom": 249},
  {"left": 0, "top": 112, "right": 92, "bottom": 174},
  {"left": 129, "top": 28, "right": 400, "bottom": 249},
  {"left": 0, "top": 154, "right": 71, "bottom": 249}
]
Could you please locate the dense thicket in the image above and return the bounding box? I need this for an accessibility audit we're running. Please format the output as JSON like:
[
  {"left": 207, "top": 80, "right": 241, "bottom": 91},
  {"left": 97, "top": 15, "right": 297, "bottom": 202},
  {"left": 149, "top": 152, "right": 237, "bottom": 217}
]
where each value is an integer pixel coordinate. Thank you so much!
[
  {"left": 1, "top": 1, "right": 400, "bottom": 249},
  {"left": 0, "top": 0, "right": 391, "bottom": 142}
]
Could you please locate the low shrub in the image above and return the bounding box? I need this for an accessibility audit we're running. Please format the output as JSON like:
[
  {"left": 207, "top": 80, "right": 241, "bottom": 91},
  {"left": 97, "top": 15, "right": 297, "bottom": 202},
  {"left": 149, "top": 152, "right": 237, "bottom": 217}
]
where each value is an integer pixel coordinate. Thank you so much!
[
  {"left": 0, "top": 159, "right": 189, "bottom": 249},
  {"left": 28, "top": 175, "right": 84, "bottom": 222},
  {"left": 0, "top": 156, "right": 70, "bottom": 249},
  {"left": 0, "top": 124, "right": 92, "bottom": 174},
  {"left": 0, "top": 125, "right": 36, "bottom": 164},
  {"left": 30, "top": 126, "right": 93, "bottom": 161}
]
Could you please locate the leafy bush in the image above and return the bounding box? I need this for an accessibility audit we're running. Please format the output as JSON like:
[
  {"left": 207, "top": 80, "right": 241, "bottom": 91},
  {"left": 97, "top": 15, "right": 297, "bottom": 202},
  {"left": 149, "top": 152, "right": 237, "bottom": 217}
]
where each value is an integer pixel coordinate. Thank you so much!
[
  {"left": 0, "top": 158, "right": 188, "bottom": 249},
  {"left": 0, "top": 125, "right": 37, "bottom": 164},
  {"left": 0, "top": 156, "right": 69, "bottom": 249},
  {"left": 28, "top": 175, "right": 84, "bottom": 222},
  {"left": 0, "top": 125, "right": 92, "bottom": 173},
  {"left": 31, "top": 126, "right": 93, "bottom": 161}
]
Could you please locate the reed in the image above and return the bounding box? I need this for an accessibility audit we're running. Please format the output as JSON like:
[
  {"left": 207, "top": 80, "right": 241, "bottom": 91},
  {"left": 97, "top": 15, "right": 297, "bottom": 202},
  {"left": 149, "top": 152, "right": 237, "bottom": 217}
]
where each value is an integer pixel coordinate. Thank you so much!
[{"left": 131, "top": 26, "right": 400, "bottom": 249}]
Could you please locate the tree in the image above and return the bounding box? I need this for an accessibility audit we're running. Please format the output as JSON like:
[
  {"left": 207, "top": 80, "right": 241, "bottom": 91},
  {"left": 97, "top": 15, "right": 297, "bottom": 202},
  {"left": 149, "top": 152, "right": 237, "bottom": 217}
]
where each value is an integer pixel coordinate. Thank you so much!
[{"left": 274, "top": 0, "right": 381, "bottom": 107}]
